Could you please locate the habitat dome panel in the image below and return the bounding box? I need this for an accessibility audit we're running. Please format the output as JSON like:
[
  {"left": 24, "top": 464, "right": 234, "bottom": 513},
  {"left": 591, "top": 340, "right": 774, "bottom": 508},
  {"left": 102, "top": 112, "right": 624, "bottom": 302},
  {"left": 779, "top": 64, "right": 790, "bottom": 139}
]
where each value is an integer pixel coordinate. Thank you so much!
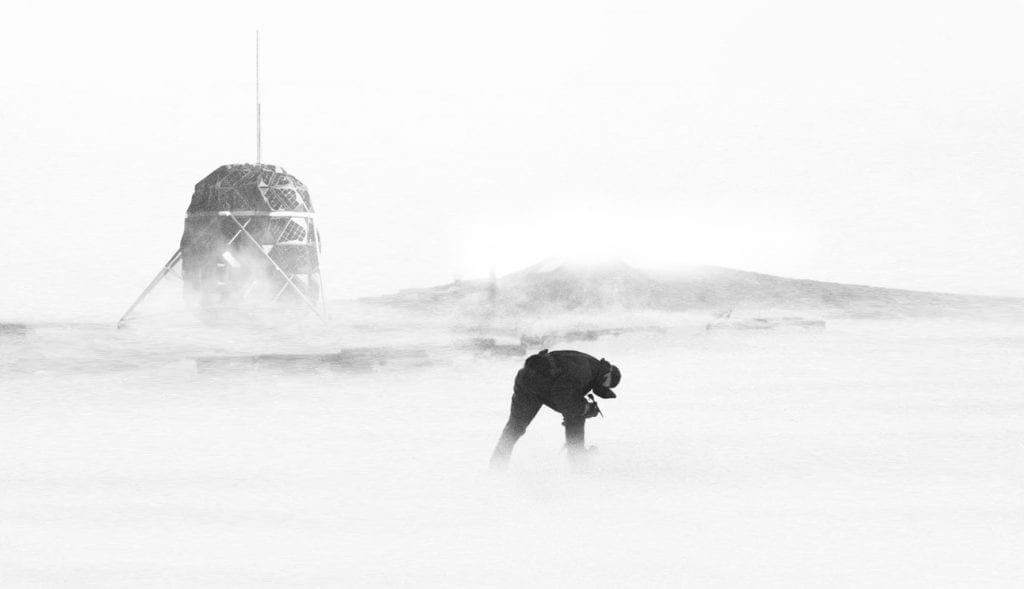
[{"left": 187, "top": 163, "right": 315, "bottom": 214}]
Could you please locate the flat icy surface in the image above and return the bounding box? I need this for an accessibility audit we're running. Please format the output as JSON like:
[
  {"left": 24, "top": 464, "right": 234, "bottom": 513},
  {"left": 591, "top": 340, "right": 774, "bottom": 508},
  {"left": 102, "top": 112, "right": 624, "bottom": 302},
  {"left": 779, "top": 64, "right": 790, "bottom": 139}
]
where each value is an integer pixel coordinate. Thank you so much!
[{"left": 2, "top": 318, "right": 1022, "bottom": 587}]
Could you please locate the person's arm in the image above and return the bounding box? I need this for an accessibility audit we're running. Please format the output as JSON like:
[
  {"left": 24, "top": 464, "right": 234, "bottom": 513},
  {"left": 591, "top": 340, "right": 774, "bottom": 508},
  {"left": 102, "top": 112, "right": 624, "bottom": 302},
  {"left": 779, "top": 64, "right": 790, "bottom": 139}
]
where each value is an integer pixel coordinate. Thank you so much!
[
  {"left": 548, "top": 353, "right": 590, "bottom": 402},
  {"left": 549, "top": 365, "right": 581, "bottom": 401}
]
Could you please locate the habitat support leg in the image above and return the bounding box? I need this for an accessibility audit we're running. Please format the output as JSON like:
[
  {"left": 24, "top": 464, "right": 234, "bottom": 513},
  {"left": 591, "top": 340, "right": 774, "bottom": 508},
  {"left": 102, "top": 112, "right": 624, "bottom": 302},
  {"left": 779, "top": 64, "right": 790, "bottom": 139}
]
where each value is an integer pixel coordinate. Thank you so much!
[
  {"left": 227, "top": 214, "right": 325, "bottom": 320},
  {"left": 117, "top": 249, "right": 183, "bottom": 328}
]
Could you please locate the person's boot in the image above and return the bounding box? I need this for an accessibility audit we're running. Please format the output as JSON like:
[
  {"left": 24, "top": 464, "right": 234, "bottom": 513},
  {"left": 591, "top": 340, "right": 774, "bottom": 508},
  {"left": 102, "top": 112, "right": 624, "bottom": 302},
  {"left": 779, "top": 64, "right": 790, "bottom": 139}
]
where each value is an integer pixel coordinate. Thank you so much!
[
  {"left": 489, "top": 442, "right": 512, "bottom": 470},
  {"left": 490, "top": 424, "right": 522, "bottom": 470}
]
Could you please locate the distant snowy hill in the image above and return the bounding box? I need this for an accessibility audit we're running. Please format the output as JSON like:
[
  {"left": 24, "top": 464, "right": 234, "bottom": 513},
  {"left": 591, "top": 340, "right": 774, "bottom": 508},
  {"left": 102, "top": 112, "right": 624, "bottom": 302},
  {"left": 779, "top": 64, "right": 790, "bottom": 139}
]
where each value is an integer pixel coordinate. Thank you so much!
[{"left": 360, "top": 258, "right": 1023, "bottom": 316}]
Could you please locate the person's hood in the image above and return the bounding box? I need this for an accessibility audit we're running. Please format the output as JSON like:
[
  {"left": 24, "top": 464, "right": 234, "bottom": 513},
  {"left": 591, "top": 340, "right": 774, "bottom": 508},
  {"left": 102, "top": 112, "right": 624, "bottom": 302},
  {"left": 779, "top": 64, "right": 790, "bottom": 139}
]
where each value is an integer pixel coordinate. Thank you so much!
[{"left": 593, "top": 358, "right": 621, "bottom": 398}]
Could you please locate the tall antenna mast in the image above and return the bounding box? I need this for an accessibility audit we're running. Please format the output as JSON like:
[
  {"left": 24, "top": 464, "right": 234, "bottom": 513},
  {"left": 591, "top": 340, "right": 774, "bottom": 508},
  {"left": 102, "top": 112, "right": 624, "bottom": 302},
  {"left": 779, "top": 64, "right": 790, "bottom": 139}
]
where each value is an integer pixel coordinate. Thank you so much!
[{"left": 256, "top": 30, "right": 262, "bottom": 164}]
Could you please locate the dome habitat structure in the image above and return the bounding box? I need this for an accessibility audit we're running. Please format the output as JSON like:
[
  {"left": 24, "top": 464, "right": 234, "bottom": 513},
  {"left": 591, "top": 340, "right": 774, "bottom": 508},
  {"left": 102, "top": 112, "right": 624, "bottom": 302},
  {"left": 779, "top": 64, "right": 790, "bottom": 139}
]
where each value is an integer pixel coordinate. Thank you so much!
[{"left": 119, "top": 163, "right": 327, "bottom": 327}]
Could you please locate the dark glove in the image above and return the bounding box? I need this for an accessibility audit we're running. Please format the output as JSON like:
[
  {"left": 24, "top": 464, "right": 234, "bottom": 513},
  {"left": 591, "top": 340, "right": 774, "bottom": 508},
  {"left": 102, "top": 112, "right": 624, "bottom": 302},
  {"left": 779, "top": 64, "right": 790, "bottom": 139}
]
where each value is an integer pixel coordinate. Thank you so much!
[{"left": 582, "top": 394, "right": 603, "bottom": 419}]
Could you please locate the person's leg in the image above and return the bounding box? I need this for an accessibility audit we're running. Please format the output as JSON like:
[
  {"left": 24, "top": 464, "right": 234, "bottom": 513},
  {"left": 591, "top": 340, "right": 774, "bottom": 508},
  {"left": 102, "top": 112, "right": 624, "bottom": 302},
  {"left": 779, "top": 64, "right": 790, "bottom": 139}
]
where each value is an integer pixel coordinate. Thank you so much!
[
  {"left": 562, "top": 417, "right": 586, "bottom": 458},
  {"left": 559, "top": 395, "right": 593, "bottom": 460},
  {"left": 490, "top": 383, "right": 543, "bottom": 468}
]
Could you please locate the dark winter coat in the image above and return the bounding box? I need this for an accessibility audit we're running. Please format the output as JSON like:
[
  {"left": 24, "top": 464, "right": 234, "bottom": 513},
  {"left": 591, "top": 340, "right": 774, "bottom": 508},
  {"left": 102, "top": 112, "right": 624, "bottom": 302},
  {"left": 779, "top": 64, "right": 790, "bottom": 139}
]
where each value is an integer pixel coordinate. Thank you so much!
[
  {"left": 520, "top": 349, "right": 616, "bottom": 411},
  {"left": 491, "top": 349, "right": 619, "bottom": 464}
]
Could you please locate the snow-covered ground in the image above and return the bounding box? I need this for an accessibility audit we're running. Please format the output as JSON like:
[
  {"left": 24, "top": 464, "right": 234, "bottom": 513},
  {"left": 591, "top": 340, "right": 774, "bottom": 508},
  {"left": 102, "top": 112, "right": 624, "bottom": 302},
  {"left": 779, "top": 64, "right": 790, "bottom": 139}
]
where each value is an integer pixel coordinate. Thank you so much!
[{"left": 2, "top": 317, "right": 1022, "bottom": 587}]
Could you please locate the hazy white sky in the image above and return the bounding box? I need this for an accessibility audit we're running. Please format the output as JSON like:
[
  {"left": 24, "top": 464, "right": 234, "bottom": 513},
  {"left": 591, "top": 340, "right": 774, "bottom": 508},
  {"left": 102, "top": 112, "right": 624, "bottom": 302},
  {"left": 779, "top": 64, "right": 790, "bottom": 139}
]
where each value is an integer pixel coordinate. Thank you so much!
[{"left": 1, "top": 0, "right": 1022, "bottom": 318}]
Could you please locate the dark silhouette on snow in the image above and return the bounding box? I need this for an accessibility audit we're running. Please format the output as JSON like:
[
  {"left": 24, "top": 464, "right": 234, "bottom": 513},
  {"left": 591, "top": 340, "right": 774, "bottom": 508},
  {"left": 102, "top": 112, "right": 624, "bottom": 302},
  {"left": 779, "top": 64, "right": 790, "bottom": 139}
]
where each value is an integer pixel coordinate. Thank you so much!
[{"left": 490, "top": 349, "right": 621, "bottom": 468}]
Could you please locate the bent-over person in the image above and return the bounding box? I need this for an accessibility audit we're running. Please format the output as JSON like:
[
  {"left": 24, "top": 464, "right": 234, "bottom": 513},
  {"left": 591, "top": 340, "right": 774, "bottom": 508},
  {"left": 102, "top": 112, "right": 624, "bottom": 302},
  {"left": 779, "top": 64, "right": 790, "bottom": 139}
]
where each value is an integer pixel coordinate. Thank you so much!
[{"left": 490, "top": 349, "right": 622, "bottom": 468}]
